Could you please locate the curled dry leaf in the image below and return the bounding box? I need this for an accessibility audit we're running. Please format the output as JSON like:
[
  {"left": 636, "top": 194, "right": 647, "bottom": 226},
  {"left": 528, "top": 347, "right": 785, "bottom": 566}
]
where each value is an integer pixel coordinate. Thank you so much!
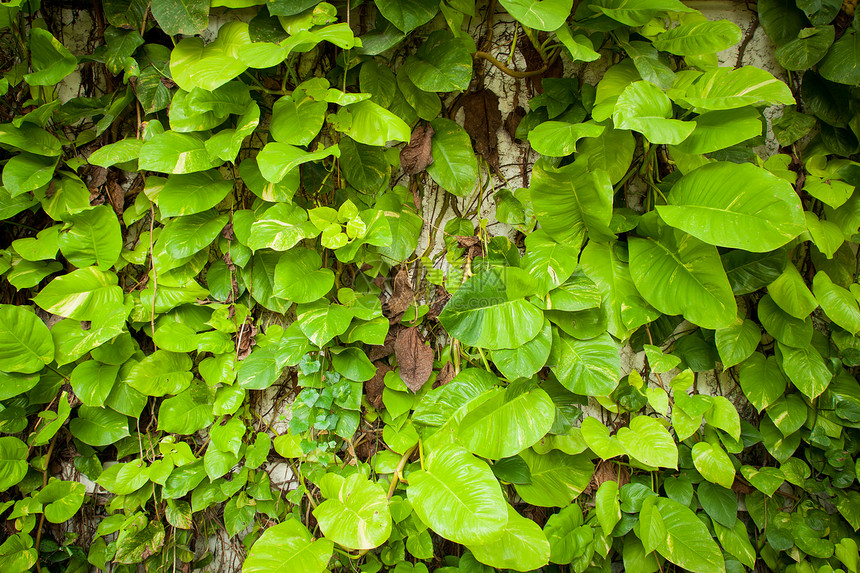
[
  {"left": 365, "top": 362, "right": 391, "bottom": 410},
  {"left": 394, "top": 327, "right": 434, "bottom": 393},
  {"left": 385, "top": 269, "right": 413, "bottom": 319},
  {"left": 400, "top": 123, "right": 434, "bottom": 176},
  {"left": 434, "top": 361, "right": 456, "bottom": 388},
  {"left": 461, "top": 89, "right": 503, "bottom": 166}
]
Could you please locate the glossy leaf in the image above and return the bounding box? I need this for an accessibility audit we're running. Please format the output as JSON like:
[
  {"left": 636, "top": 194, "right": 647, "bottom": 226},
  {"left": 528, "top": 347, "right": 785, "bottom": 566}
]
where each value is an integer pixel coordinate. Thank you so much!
[{"left": 243, "top": 519, "right": 333, "bottom": 573}]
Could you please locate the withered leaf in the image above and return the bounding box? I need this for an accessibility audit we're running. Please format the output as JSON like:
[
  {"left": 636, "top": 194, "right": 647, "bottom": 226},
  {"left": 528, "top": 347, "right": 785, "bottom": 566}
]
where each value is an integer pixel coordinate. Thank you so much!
[
  {"left": 394, "top": 327, "right": 433, "bottom": 393},
  {"left": 368, "top": 327, "right": 398, "bottom": 361},
  {"left": 385, "top": 269, "right": 413, "bottom": 319},
  {"left": 434, "top": 361, "right": 455, "bottom": 388},
  {"left": 365, "top": 362, "right": 391, "bottom": 410},
  {"left": 461, "top": 89, "right": 503, "bottom": 166},
  {"left": 400, "top": 123, "right": 434, "bottom": 176},
  {"left": 505, "top": 106, "right": 526, "bottom": 142}
]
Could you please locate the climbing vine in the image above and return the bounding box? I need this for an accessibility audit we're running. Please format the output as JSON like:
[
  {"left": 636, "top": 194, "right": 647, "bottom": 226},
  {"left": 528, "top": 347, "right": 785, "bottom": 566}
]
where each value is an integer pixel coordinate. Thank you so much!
[{"left": 0, "top": 0, "right": 859, "bottom": 572}]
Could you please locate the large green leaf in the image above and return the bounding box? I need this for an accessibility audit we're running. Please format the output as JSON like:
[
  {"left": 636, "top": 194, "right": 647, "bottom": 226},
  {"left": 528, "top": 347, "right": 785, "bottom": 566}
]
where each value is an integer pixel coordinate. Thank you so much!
[
  {"left": 57, "top": 205, "right": 122, "bottom": 269},
  {"left": 0, "top": 305, "right": 54, "bottom": 373},
  {"left": 0, "top": 123, "right": 63, "bottom": 157},
  {"left": 458, "top": 380, "right": 554, "bottom": 459},
  {"left": 758, "top": 0, "right": 809, "bottom": 46},
  {"left": 617, "top": 415, "right": 677, "bottom": 469},
  {"left": 375, "top": 0, "right": 438, "bottom": 33},
  {"left": 273, "top": 247, "right": 334, "bottom": 303},
  {"left": 340, "top": 100, "right": 410, "bottom": 146},
  {"left": 151, "top": 0, "right": 208, "bottom": 35},
  {"left": 243, "top": 519, "right": 333, "bottom": 573},
  {"left": 70, "top": 361, "right": 120, "bottom": 407},
  {"left": 673, "top": 108, "right": 763, "bottom": 154},
  {"left": 139, "top": 131, "right": 216, "bottom": 174},
  {"left": 513, "top": 448, "right": 594, "bottom": 507},
  {"left": 0, "top": 437, "right": 28, "bottom": 490},
  {"left": 580, "top": 241, "right": 660, "bottom": 340},
  {"left": 438, "top": 267, "right": 543, "bottom": 351},
  {"left": 498, "top": 0, "right": 572, "bottom": 30},
  {"left": 577, "top": 127, "right": 636, "bottom": 185},
  {"left": 467, "top": 504, "right": 550, "bottom": 571},
  {"left": 629, "top": 224, "right": 737, "bottom": 330},
  {"left": 404, "top": 30, "right": 472, "bottom": 93},
  {"left": 652, "top": 20, "right": 742, "bottom": 55},
  {"left": 36, "top": 478, "right": 86, "bottom": 523},
  {"left": 24, "top": 29, "right": 77, "bottom": 85},
  {"left": 757, "top": 293, "right": 813, "bottom": 346},
  {"left": 767, "top": 263, "right": 818, "bottom": 319},
  {"left": 126, "top": 350, "right": 194, "bottom": 397},
  {"left": 657, "top": 162, "right": 804, "bottom": 252},
  {"left": 257, "top": 143, "right": 340, "bottom": 184},
  {"left": 674, "top": 66, "right": 795, "bottom": 111},
  {"left": 296, "top": 299, "right": 354, "bottom": 347},
  {"left": 613, "top": 81, "right": 695, "bottom": 145},
  {"left": 408, "top": 445, "right": 507, "bottom": 544},
  {"left": 548, "top": 330, "right": 620, "bottom": 396},
  {"left": 738, "top": 352, "right": 787, "bottom": 412},
  {"left": 692, "top": 441, "right": 735, "bottom": 489},
  {"left": 158, "top": 382, "right": 215, "bottom": 434},
  {"left": 778, "top": 342, "right": 831, "bottom": 399},
  {"left": 812, "top": 271, "right": 860, "bottom": 334},
  {"left": 426, "top": 118, "right": 478, "bottom": 197},
  {"left": 169, "top": 21, "right": 250, "bottom": 91},
  {"left": 590, "top": 0, "right": 693, "bottom": 26},
  {"left": 2, "top": 153, "right": 57, "bottom": 195},
  {"left": 648, "top": 497, "right": 727, "bottom": 573},
  {"left": 157, "top": 170, "right": 233, "bottom": 217},
  {"left": 715, "top": 318, "right": 761, "bottom": 368},
  {"left": 270, "top": 91, "right": 327, "bottom": 147},
  {"left": 531, "top": 157, "right": 614, "bottom": 244},
  {"left": 33, "top": 267, "right": 124, "bottom": 322},
  {"left": 313, "top": 473, "right": 391, "bottom": 550},
  {"left": 492, "top": 319, "right": 552, "bottom": 380},
  {"left": 69, "top": 405, "right": 130, "bottom": 446},
  {"left": 521, "top": 230, "right": 580, "bottom": 296},
  {"left": 775, "top": 25, "right": 835, "bottom": 70},
  {"left": 819, "top": 28, "right": 860, "bottom": 85},
  {"left": 247, "top": 204, "right": 318, "bottom": 252},
  {"left": 160, "top": 210, "right": 229, "bottom": 259}
]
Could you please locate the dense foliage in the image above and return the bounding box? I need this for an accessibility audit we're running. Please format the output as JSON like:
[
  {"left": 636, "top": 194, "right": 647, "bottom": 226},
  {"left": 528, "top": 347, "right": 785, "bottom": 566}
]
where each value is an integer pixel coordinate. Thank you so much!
[{"left": 1, "top": 0, "right": 860, "bottom": 571}]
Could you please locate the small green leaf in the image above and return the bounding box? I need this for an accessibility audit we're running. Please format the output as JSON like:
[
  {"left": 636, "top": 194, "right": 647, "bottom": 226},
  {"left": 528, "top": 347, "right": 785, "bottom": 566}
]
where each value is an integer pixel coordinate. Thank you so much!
[{"left": 313, "top": 473, "right": 392, "bottom": 550}]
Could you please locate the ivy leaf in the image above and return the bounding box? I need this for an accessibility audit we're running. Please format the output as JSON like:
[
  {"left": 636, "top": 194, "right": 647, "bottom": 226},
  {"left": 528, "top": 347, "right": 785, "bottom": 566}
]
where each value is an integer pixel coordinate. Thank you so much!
[
  {"left": 70, "top": 361, "right": 120, "bottom": 407},
  {"left": 528, "top": 121, "right": 604, "bottom": 157},
  {"left": 492, "top": 318, "right": 552, "bottom": 381},
  {"left": 69, "top": 405, "right": 130, "bottom": 447},
  {"left": 139, "top": 131, "right": 217, "bottom": 174},
  {"left": 812, "top": 271, "right": 860, "bottom": 334},
  {"left": 426, "top": 117, "right": 478, "bottom": 197},
  {"left": 407, "top": 445, "right": 508, "bottom": 545},
  {"left": 775, "top": 25, "right": 835, "bottom": 70},
  {"left": 777, "top": 342, "right": 831, "bottom": 399},
  {"left": 313, "top": 473, "right": 392, "bottom": 550},
  {"left": 675, "top": 67, "right": 795, "bottom": 111},
  {"left": 126, "top": 350, "right": 194, "bottom": 397},
  {"left": 243, "top": 519, "right": 333, "bottom": 573},
  {"left": 651, "top": 497, "right": 727, "bottom": 573},
  {"left": 150, "top": 0, "right": 209, "bottom": 36},
  {"left": 2, "top": 153, "right": 58, "bottom": 195},
  {"left": 160, "top": 210, "right": 229, "bottom": 259},
  {"left": 715, "top": 318, "right": 761, "bottom": 369},
  {"left": 692, "top": 441, "right": 736, "bottom": 489},
  {"left": 673, "top": 108, "right": 763, "bottom": 154},
  {"left": 818, "top": 28, "right": 860, "bottom": 85},
  {"left": 0, "top": 305, "right": 54, "bottom": 373},
  {"left": 296, "top": 299, "right": 355, "bottom": 347},
  {"left": 270, "top": 92, "right": 328, "bottom": 146},
  {"left": 273, "top": 247, "right": 334, "bottom": 303},
  {"left": 247, "top": 203, "right": 318, "bottom": 252},
  {"left": 158, "top": 170, "right": 233, "bottom": 217},
  {"left": 58, "top": 205, "right": 122, "bottom": 270},
  {"left": 590, "top": 0, "right": 694, "bottom": 26}
]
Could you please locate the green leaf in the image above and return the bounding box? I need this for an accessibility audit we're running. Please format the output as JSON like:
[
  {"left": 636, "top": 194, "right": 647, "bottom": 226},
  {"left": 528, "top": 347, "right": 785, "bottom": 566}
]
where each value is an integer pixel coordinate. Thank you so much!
[
  {"left": 0, "top": 123, "right": 63, "bottom": 156},
  {"left": 723, "top": 250, "right": 786, "bottom": 296},
  {"left": 426, "top": 118, "right": 478, "bottom": 197},
  {"left": 492, "top": 319, "right": 552, "bottom": 380},
  {"left": 151, "top": 0, "right": 209, "bottom": 35},
  {"left": 438, "top": 268, "right": 543, "bottom": 351},
  {"left": 692, "top": 441, "right": 735, "bottom": 489},
  {"left": 715, "top": 318, "right": 761, "bottom": 369},
  {"left": 71, "top": 361, "right": 120, "bottom": 407},
  {"left": 766, "top": 393, "right": 807, "bottom": 436},
  {"left": 798, "top": 0, "right": 841, "bottom": 25},
  {"left": 139, "top": 131, "right": 216, "bottom": 174},
  {"left": 767, "top": 263, "right": 818, "bottom": 319},
  {"left": 169, "top": 21, "right": 250, "bottom": 91},
  {"left": 273, "top": 247, "right": 334, "bottom": 303},
  {"left": 458, "top": 380, "right": 555, "bottom": 459},
  {"left": 652, "top": 20, "right": 742, "bottom": 55},
  {"left": 652, "top": 497, "right": 727, "bottom": 573},
  {"left": 580, "top": 241, "right": 660, "bottom": 340},
  {"left": 549, "top": 330, "right": 620, "bottom": 396},
  {"left": 778, "top": 342, "right": 831, "bottom": 399},
  {"left": 338, "top": 137, "right": 390, "bottom": 193},
  {"left": 740, "top": 466, "right": 784, "bottom": 497},
  {"left": 69, "top": 405, "right": 130, "bottom": 446},
  {"left": 88, "top": 138, "right": 143, "bottom": 168},
  {"left": 629, "top": 224, "right": 737, "bottom": 330},
  {"left": 658, "top": 162, "right": 804, "bottom": 252},
  {"left": 296, "top": 299, "right": 355, "bottom": 347},
  {"left": 405, "top": 30, "right": 472, "bottom": 92},
  {"left": 270, "top": 92, "right": 327, "bottom": 147},
  {"left": 57, "top": 205, "right": 122, "bottom": 269},
  {"left": 467, "top": 504, "right": 550, "bottom": 571},
  {"left": 33, "top": 267, "right": 124, "bottom": 322},
  {"left": 577, "top": 127, "right": 635, "bottom": 185},
  {"left": 243, "top": 519, "right": 333, "bottom": 573},
  {"left": 595, "top": 480, "right": 621, "bottom": 535},
  {"left": 697, "top": 482, "right": 737, "bottom": 528},
  {"left": 819, "top": 28, "right": 860, "bottom": 85},
  {"left": 340, "top": 100, "right": 411, "bottom": 146},
  {"left": 248, "top": 204, "right": 318, "bottom": 253},
  {"left": 714, "top": 520, "right": 756, "bottom": 569},
  {"left": 24, "top": 29, "right": 77, "bottom": 85},
  {"left": 36, "top": 478, "right": 86, "bottom": 523},
  {"left": 775, "top": 25, "right": 835, "bottom": 70},
  {"left": 158, "top": 382, "right": 215, "bottom": 434},
  {"left": 673, "top": 108, "right": 763, "bottom": 154},
  {"left": 805, "top": 211, "right": 843, "bottom": 258},
  {"left": 590, "top": 0, "right": 693, "bottom": 26},
  {"left": 580, "top": 417, "right": 625, "bottom": 459},
  {"left": 613, "top": 81, "right": 695, "bottom": 145},
  {"left": 161, "top": 210, "right": 229, "bottom": 259},
  {"left": 513, "top": 448, "right": 594, "bottom": 507},
  {"left": 126, "top": 350, "right": 194, "bottom": 397},
  {"left": 531, "top": 157, "right": 614, "bottom": 245},
  {"left": 0, "top": 437, "right": 28, "bottom": 490},
  {"left": 2, "top": 153, "right": 57, "bottom": 195},
  {"left": 157, "top": 170, "right": 233, "bottom": 217},
  {"left": 375, "top": 0, "right": 438, "bottom": 33},
  {"left": 313, "top": 473, "right": 391, "bottom": 550},
  {"left": 675, "top": 67, "right": 795, "bottom": 111},
  {"left": 0, "top": 304, "right": 54, "bottom": 373},
  {"left": 813, "top": 271, "right": 860, "bottom": 334},
  {"left": 408, "top": 445, "right": 507, "bottom": 544},
  {"left": 498, "top": 0, "right": 572, "bottom": 30},
  {"left": 757, "top": 293, "right": 812, "bottom": 346},
  {"left": 758, "top": 0, "right": 808, "bottom": 46},
  {"left": 617, "top": 415, "right": 678, "bottom": 469}
]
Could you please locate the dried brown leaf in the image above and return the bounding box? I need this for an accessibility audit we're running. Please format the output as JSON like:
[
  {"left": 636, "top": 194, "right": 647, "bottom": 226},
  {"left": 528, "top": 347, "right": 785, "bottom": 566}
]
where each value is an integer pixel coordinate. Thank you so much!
[
  {"left": 461, "top": 89, "right": 503, "bottom": 166},
  {"left": 394, "top": 327, "right": 433, "bottom": 393},
  {"left": 434, "top": 362, "right": 455, "bottom": 388},
  {"left": 385, "top": 269, "right": 413, "bottom": 319},
  {"left": 365, "top": 362, "right": 391, "bottom": 410},
  {"left": 505, "top": 106, "right": 526, "bottom": 142},
  {"left": 400, "top": 123, "right": 434, "bottom": 176}
]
